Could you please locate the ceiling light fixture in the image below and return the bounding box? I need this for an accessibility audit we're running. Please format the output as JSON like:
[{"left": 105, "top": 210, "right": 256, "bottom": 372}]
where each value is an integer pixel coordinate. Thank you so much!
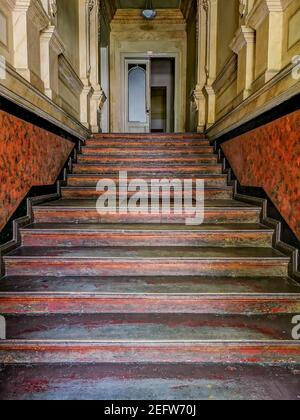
[{"left": 142, "top": 0, "right": 157, "bottom": 20}]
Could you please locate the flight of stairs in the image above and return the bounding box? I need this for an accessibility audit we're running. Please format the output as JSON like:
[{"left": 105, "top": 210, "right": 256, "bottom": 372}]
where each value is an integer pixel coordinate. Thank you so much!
[{"left": 0, "top": 133, "right": 299, "bottom": 400}]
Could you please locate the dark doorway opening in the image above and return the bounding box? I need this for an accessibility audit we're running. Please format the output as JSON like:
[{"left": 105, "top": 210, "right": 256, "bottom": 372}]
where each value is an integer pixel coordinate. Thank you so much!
[
  {"left": 150, "top": 58, "right": 175, "bottom": 133},
  {"left": 151, "top": 87, "right": 167, "bottom": 133}
]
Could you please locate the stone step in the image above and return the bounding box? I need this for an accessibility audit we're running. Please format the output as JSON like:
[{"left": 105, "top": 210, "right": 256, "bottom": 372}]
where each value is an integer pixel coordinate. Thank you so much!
[
  {"left": 0, "top": 363, "right": 299, "bottom": 400},
  {"left": 92, "top": 133, "right": 206, "bottom": 139},
  {"left": 4, "top": 313, "right": 298, "bottom": 341},
  {"left": 4, "top": 246, "right": 289, "bottom": 277},
  {"left": 1, "top": 276, "right": 299, "bottom": 314},
  {"left": 20, "top": 223, "right": 273, "bottom": 248},
  {"left": 81, "top": 146, "right": 214, "bottom": 155},
  {"left": 0, "top": 340, "right": 299, "bottom": 365},
  {"left": 77, "top": 155, "right": 218, "bottom": 164},
  {"left": 86, "top": 139, "right": 211, "bottom": 148},
  {"left": 67, "top": 173, "right": 229, "bottom": 187},
  {"left": 72, "top": 163, "right": 223, "bottom": 175},
  {"left": 61, "top": 186, "right": 233, "bottom": 200},
  {"left": 32, "top": 199, "right": 262, "bottom": 224}
]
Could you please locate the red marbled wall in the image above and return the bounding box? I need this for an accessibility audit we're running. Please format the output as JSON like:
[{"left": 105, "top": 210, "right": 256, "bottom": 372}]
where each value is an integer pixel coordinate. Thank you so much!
[
  {"left": 0, "top": 110, "right": 74, "bottom": 231},
  {"left": 222, "top": 110, "right": 300, "bottom": 240}
]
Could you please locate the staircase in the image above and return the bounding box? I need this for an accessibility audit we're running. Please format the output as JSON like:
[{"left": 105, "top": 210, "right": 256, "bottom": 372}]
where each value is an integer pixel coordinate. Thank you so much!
[{"left": 0, "top": 133, "right": 299, "bottom": 400}]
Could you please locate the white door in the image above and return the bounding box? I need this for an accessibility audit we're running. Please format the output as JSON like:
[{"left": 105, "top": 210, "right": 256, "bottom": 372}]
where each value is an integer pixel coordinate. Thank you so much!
[{"left": 125, "top": 59, "right": 151, "bottom": 133}]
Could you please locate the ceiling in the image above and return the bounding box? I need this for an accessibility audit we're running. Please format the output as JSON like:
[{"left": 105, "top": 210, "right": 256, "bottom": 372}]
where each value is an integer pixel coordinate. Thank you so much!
[{"left": 116, "top": 0, "right": 181, "bottom": 9}]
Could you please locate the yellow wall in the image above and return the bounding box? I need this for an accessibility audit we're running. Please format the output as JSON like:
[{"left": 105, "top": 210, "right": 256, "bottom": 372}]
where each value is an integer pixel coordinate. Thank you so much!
[
  {"left": 57, "top": 0, "right": 80, "bottom": 74},
  {"left": 109, "top": 9, "right": 187, "bottom": 133},
  {"left": 216, "top": 0, "right": 240, "bottom": 74},
  {"left": 205, "top": 0, "right": 300, "bottom": 139}
]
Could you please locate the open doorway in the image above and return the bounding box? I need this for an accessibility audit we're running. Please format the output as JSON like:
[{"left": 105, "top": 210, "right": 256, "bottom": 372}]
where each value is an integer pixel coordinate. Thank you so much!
[
  {"left": 151, "top": 58, "right": 175, "bottom": 133},
  {"left": 124, "top": 57, "right": 175, "bottom": 133}
]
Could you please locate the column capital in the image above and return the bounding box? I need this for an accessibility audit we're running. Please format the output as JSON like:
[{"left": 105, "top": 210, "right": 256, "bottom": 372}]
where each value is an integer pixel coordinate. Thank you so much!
[{"left": 230, "top": 25, "right": 255, "bottom": 54}]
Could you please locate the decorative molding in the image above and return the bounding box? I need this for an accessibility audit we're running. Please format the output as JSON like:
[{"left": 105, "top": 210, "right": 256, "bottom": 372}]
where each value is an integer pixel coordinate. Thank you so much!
[
  {"left": 230, "top": 26, "right": 255, "bottom": 54},
  {"left": 246, "top": 0, "right": 286, "bottom": 28},
  {"left": 111, "top": 8, "right": 186, "bottom": 26},
  {"left": 239, "top": 0, "right": 248, "bottom": 17},
  {"left": 58, "top": 55, "right": 84, "bottom": 96},
  {"left": 212, "top": 55, "right": 238, "bottom": 95},
  {"left": 0, "top": 12, "right": 8, "bottom": 47},
  {"left": 0, "top": 61, "right": 89, "bottom": 140},
  {"left": 48, "top": 0, "right": 57, "bottom": 24},
  {"left": 207, "top": 63, "right": 300, "bottom": 140},
  {"left": 41, "top": 25, "right": 64, "bottom": 54},
  {"left": 27, "top": 0, "right": 50, "bottom": 30},
  {"left": 281, "top": 0, "right": 295, "bottom": 10},
  {"left": 88, "top": 0, "right": 95, "bottom": 13}
]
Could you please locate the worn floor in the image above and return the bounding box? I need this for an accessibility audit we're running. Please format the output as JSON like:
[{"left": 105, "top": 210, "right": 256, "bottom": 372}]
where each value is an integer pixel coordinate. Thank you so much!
[{"left": 0, "top": 364, "right": 299, "bottom": 400}]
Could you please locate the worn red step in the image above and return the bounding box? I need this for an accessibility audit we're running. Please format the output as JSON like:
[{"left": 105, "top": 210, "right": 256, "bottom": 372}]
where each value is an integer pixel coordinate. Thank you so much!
[
  {"left": 6, "top": 292, "right": 298, "bottom": 317},
  {"left": 86, "top": 139, "right": 210, "bottom": 148},
  {"left": 4, "top": 246, "right": 289, "bottom": 277},
  {"left": 61, "top": 186, "right": 233, "bottom": 200},
  {"left": 67, "top": 173, "right": 229, "bottom": 188},
  {"left": 0, "top": 275, "right": 298, "bottom": 296},
  {"left": 32, "top": 199, "right": 261, "bottom": 224},
  {"left": 93, "top": 133, "right": 206, "bottom": 139},
  {"left": 0, "top": 340, "right": 299, "bottom": 365},
  {"left": 81, "top": 146, "right": 214, "bottom": 155},
  {"left": 1, "top": 275, "right": 299, "bottom": 315},
  {"left": 72, "top": 163, "right": 223, "bottom": 175},
  {"left": 1, "top": 363, "right": 300, "bottom": 400},
  {"left": 4, "top": 314, "right": 297, "bottom": 341},
  {"left": 20, "top": 223, "right": 273, "bottom": 248},
  {"left": 77, "top": 155, "right": 218, "bottom": 164}
]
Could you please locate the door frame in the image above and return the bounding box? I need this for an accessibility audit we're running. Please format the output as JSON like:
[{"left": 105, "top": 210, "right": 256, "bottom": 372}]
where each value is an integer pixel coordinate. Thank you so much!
[{"left": 121, "top": 52, "right": 178, "bottom": 133}]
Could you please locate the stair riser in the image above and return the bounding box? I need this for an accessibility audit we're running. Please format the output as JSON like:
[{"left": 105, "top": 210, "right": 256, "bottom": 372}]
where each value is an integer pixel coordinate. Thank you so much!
[
  {"left": 82, "top": 147, "right": 214, "bottom": 155},
  {"left": 61, "top": 189, "right": 233, "bottom": 200},
  {"left": 21, "top": 231, "right": 273, "bottom": 248},
  {"left": 0, "top": 343, "right": 299, "bottom": 365},
  {"left": 4, "top": 259, "right": 288, "bottom": 277},
  {"left": 77, "top": 156, "right": 218, "bottom": 164},
  {"left": 67, "top": 175, "right": 229, "bottom": 188},
  {"left": 1, "top": 296, "right": 299, "bottom": 315},
  {"left": 33, "top": 209, "right": 261, "bottom": 224},
  {"left": 73, "top": 165, "right": 223, "bottom": 175}
]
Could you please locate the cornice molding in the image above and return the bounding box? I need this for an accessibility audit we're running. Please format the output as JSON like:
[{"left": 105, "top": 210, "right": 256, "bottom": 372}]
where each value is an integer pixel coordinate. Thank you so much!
[
  {"left": 111, "top": 8, "right": 185, "bottom": 25},
  {"left": 29, "top": 0, "right": 50, "bottom": 29}
]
